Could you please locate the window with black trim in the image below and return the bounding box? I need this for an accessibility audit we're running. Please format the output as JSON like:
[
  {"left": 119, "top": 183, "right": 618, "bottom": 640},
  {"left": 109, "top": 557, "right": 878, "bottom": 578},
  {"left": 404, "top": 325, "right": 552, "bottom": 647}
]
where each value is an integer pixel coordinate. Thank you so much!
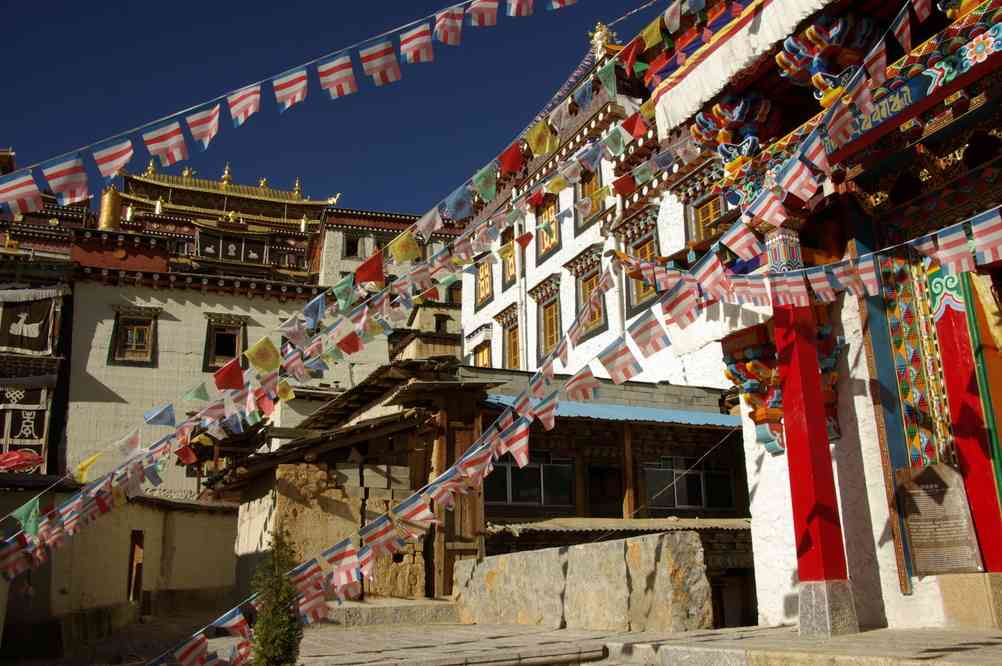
[
  {"left": 538, "top": 296, "right": 561, "bottom": 362},
  {"left": 535, "top": 196, "right": 562, "bottom": 264},
  {"left": 484, "top": 453, "right": 573, "bottom": 507},
  {"left": 643, "top": 457, "right": 734, "bottom": 511},
  {"left": 203, "top": 319, "right": 246, "bottom": 372},
  {"left": 475, "top": 259, "right": 494, "bottom": 310},
  {"left": 687, "top": 195, "right": 724, "bottom": 244},
  {"left": 500, "top": 228, "right": 517, "bottom": 291},
  {"left": 343, "top": 235, "right": 361, "bottom": 258},
  {"left": 108, "top": 310, "right": 159, "bottom": 367},
  {"left": 576, "top": 268, "right": 607, "bottom": 341},
  {"left": 626, "top": 235, "right": 659, "bottom": 316},
  {"left": 504, "top": 323, "right": 520, "bottom": 370},
  {"left": 447, "top": 282, "right": 462, "bottom": 305},
  {"left": 575, "top": 169, "right": 604, "bottom": 234},
  {"left": 473, "top": 341, "right": 491, "bottom": 368}
]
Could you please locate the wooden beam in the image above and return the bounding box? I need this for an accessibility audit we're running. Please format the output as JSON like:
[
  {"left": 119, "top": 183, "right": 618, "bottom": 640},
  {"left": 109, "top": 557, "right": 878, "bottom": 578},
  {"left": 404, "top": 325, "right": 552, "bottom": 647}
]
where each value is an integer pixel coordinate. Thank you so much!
[
  {"left": 267, "top": 427, "right": 324, "bottom": 440},
  {"left": 574, "top": 447, "right": 588, "bottom": 517},
  {"left": 431, "top": 409, "right": 448, "bottom": 599},
  {"left": 622, "top": 423, "right": 636, "bottom": 519}
]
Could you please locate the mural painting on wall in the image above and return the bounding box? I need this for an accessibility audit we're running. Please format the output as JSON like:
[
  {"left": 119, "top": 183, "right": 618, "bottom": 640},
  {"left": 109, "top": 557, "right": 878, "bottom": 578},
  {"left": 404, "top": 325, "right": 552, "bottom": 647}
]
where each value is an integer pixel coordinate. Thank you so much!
[
  {"left": 0, "top": 385, "right": 50, "bottom": 474},
  {"left": 0, "top": 297, "right": 56, "bottom": 356}
]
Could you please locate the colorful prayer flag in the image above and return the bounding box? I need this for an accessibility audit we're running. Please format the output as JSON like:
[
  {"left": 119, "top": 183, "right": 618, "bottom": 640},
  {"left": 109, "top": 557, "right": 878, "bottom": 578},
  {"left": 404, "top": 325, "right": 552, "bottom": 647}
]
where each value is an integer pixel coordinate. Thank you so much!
[
  {"left": 597, "top": 336, "right": 644, "bottom": 384},
  {"left": 214, "top": 358, "right": 244, "bottom": 391},
  {"left": 11, "top": 498, "right": 40, "bottom": 536},
  {"left": 360, "top": 40, "right": 402, "bottom": 86},
  {"left": 498, "top": 416, "right": 531, "bottom": 468},
  {"left": 318, "top": 54, "right": 358, "bottom": 99},
  {"left": 304, "top": 292, "right": 326, "bottom": 329},
  {"left": 857, "top": 255, "right": 882, "bottom": 296},
  {"left": 400, "top": 23, "right": 434, "bottom": 64},
  {"left": 769, "top": 271, "right": 811, "bottom": 307},
  {"left": 628, "top": 310, "right": 670, "bottom": 358},
  {"left": 801, "top": 131, "right": 830, "bottom": 173},
  {"left": 212, "top": 607, "right": 251, "bottom": 639},
  {"left": 468, "top": 0, "right": 499, "bottom": 26},
  {"left": 74, "top": 451, "right": 103, "bottom": 483},
  {"left": 298, "top": 587, "right": 328, "bottom": 625},
  {"left": 92, "top": 139, "right": 134, "bottom": 180},
  {"left": 273, "top": 69, "right": 309, "bottom": 112},
  {"left": 720, "top": 221, "right": 763, "bottom": 261},
  {"left": 804, "top": 266, "right": 837, "bottom": 302},
  {"left": 913, "top": 0, "right": 931, "bottom": 22},
  {"left": 360, "top": 515, "right": 406, "bottom": 556},
  {"left": 435, "top": 6, "right": 464, "bottom": 45},
  {"left": 777, "top": 156, "right": 818, "bottom": 202},
  {"left": 41, "top": 154, "right": 89, "bottom": 206},
  {"left": 185, "top": 104, "right": 221, "bottom": 150},
  {"left": 392, "top": 493, "right": 437, "bottom": 538},
  {"left": 144, "top": 403, "right": 176, "bottom": 427},
  {"left": 622, "top": 112, "right": 649, "bottom": 139},
  {"left": 287, "top": 557, "right": 324, "bottom": 594},
  {"left": 665, "top": 0, "right": 682, "bottom": 33},
  {"left": 473, "top": 162, "right": 498, "bottom": 203},
  {"left": 526, "top": 120, "right": 558, "bottom": 157},
  {"left": 387, "top": 232, "right": 421, "bottom": 264},
  {"left": 563, "top": 365, "right": 600, "bottom": 401},
  {"left": 228, "top": 86, "right": 262, "bottom": 127},
  {"left": 936, "top": 223, "right": 974, "bottom": 273},
  {"left": 659, "top": 277, "right": 699, "bottom": 328},
  {"left": 532, "top": 390, "right": 558, "bottom": 430},
  {"left": 499, "top": 142, "right": 524, "bottom": 175},
  {"left": 972, "top": 207, "right": 1002, "bottom": 266},
  {"left": 507, "top": 0, "right": 534, "bottom": 16},
  {"left": 444, "top": 183, "right": 474, "bottom": 219},
  {"left": 548, "top": 0, "right": 577, "bottom": 8},
  {"left": 691, "top": 251, "right": 730, "bottom": 300},
  {"left": 829, "top": 260, "right": 866, "bottom": 297},
  {"left": 142, "top": 121, "right": 188, "bottom": 167},
  {"left": 864, "top": 39, "right": 887, "bottom": 88},
  {"left": 743, "top": 190, "right": 788, "bottom": 228},
  {"left": 892, "top": 7, "right": 912, "bottom": 52},
  {"left": 277, "top": 379, "right": 296, "bottom": 402},
  {"left": 174, "top": 634, "right": 208, "bottom": 666},
  {"left": 244, "top": 337, "right": 281, "bottom": 372},
  {"left": 183, "top": 382, "right": 210, "bottom": 402}
]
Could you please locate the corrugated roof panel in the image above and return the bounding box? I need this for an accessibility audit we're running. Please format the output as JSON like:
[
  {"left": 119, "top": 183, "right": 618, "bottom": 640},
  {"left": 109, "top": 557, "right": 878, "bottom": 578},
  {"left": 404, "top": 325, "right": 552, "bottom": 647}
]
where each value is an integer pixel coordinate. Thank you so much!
[
  {"left": 484, "top": 395, "right": 740, "bottom": 428},
  {"left": 486, "top": 517, "right": 750, "bottom": 535}
]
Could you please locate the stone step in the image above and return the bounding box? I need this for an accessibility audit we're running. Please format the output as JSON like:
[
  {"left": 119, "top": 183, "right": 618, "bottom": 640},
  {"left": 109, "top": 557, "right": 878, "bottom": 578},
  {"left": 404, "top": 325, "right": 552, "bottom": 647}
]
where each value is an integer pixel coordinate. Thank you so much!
[{"left": 324, "top": 597, "right": 460, "bottom": 627}]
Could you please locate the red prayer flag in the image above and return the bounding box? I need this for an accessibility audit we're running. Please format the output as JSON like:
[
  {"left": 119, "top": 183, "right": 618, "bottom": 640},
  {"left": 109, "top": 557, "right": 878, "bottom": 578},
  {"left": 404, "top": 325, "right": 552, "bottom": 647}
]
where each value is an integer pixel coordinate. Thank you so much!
[
  {"left": 356, "top": 252, "right": 385, "bottom": 285},
  {"left": 499, "top": 142, "right": 524, "bottom": 176},
  {"left": 214, "top": 358, "right": 244, "bottom": 391},
  {"left": 516, "top": 232, "right": 533, "bottom": 248},
  {"left": 526, "top": 190, "right": 545, "bottom": 208},
  {"left": 337, "top": 332, "right": 363, "bottom": 355},
  {"left": 612, "top": 174, "right": 637, "bottom": 196},
  {"left": 621, "top": 113, "right": 649, "bottom": 139},
  {"left": 176, "top": 445, "right": 198, "bottom": 465},
  {"left": 620, "top": 38, "right": 643, "bottom": 72}
]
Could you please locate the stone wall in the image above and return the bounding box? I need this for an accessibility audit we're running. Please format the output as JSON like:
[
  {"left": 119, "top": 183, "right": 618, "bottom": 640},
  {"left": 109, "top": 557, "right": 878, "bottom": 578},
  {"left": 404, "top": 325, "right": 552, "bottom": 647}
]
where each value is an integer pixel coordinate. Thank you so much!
[{"left": 453, "top": 532, "right": 713, "bottom": 632}]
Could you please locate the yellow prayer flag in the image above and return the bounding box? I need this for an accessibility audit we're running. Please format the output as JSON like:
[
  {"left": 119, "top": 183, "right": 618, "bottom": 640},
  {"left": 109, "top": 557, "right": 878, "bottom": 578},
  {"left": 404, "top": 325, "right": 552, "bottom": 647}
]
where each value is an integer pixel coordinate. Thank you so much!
[
  {"left": 388, "top": 232, "right": 421, "bottom": 264},
  {"left": 641, "top": 17, "right": 664, "bottom": 50},
  {"left": 589, "top": 185, "right": 611, "bottom": 212},
  {"left": 73, "top": 452, "right": 103, "bottom": 483},
  {"left": 640, "top": 98, "right": 656, "bottom": 120},
  {"left": 277, "top": 379, "right": 296, "bottom": 402},
  {"left": 545, "top": 175, "right": 569, "bottom": 194},
  {"left": 244, "top": 337, "right": 281, "bottom": 372},
  {"left": 526, "top": 121, "right": 557, "bottom": 157}
]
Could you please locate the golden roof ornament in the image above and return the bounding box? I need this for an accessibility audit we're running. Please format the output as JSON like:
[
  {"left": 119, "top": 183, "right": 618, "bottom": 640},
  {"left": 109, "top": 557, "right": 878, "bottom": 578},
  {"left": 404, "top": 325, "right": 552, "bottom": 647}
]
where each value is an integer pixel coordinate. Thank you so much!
[
  {"left": 143, "top": 158, "right": 157, "bottom": 177},
  {"left": 589, "top": 22, "right": 617, "bottom": 58},
  {"left": 293, "top": 176, "right": 302, "bottom": 198},
  {"left": 258, "top": 177, "right": 269, "bottom": 188},
  {"left": 181, "top": 166, "right": 196, "bottom": 179},
  {"left": 327, "top": 192, "right": 342, "bottom": 205},
  {"left": 221, "top": 162, "right": 232, "bottom": 186},
  {"left": 227, "top": 210, "right": 238, "bottom": 223}
]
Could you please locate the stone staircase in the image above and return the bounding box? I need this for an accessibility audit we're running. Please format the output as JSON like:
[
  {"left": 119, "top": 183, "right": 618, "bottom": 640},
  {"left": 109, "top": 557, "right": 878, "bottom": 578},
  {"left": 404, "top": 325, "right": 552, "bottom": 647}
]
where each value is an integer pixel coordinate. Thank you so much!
[{"left": 324, "top": 596, "right": 460, "bottom": 627}]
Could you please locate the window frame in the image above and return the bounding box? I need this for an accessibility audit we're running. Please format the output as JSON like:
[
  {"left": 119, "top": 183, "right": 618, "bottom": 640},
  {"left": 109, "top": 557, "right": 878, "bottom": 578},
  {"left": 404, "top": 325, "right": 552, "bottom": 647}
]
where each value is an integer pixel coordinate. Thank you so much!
[
  {"left": 108, "top": 312, "right": 159, "bottom": 368},
  {"left": 500, "top": 228, "right": 518, "bottom": 292},
  {"left": 202, "top": 321, "right": 247, "bottom": 372},
  {"left": 472, "top": 340, "right": 492, "bottom": 368},
  {"left": 641, "top": 456, "right": 735, "bottom": 511},
  {"left": 537, "top": 294, "right": 562, "bottom": 364},
  {"left": 534, "top": 195, "right": 563, "bottom": 265},
  {"left": 474, "top": 257, "right": 494, "bottom": 312},
  {"left": 342, "top": 234, "right": 361, "bottom": 259},
  {"left": 575, "top": 268, "right": 608, "bottom": 344},
  {"left": 626, "top": 233, "right": 660, "bottom": 318},
  {"left": 484, "top": 455, "right": 575, "bottom": 507},
  {"left": 574, "top": 168, "right": 605, "bottom": 235},
  {"left": 687, "top": 194, "right": 725, "bottom": 244},
  {"left": 503, "top": 322, "right": 521, "bottom": 370}
]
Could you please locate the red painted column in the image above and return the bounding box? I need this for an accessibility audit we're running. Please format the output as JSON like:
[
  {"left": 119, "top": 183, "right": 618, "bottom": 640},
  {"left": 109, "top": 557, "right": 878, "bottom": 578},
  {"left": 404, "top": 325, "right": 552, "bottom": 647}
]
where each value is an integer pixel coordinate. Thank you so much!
[
  {"left": 935, "top": 297, "right": 1002, "bottom": 572},
  {"left": 774, "top": 304, "right": 850, "bottom": 582}
]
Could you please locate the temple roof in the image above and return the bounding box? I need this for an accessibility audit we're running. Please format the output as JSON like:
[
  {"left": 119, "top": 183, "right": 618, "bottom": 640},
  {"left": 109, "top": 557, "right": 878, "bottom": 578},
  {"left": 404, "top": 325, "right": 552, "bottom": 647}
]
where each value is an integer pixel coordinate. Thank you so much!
[{"left": 124, "top": 169, "right": 327, "bottom": 206}]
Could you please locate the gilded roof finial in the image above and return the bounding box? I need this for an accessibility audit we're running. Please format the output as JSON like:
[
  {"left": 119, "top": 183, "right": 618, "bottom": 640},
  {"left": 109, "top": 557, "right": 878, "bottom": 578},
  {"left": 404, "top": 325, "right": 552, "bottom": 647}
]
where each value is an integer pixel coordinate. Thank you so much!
[
  {"left": 143, "top": 158, "right": 157, "bottom": 177},
  {"left": 258, "top": 177, "right": 269, "bottom": 188},
  {"left": 221, "top": 162, "right": 232, "bottom": 186},
  {"left": 590, "top": 22, "right": 617, "bottom": 58},
  {"left": 227, "top": 210, "right": 238, "bottom": 223},
  {"left": 181, "top": 166, "right": 196, "bottom": 179},
  {"left": 293, "top": 176, "right": 302, "bottom": 198},
  {"left": 327, "top": 192, "right": 342, "bottom": 205}
]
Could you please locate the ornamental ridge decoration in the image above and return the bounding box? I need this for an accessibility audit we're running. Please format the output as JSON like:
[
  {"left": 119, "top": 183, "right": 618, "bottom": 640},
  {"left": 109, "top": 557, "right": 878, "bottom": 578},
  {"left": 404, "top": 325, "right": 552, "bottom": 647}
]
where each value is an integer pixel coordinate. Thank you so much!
[
  {"left": 493, "top": 303, "right": 519, "bottom": 329},
  {"left": 563, "top": 243, "right": 604, "bottom": 277},
  {"left": 528, "top": 273, "right": 562, "bottom": 302}
]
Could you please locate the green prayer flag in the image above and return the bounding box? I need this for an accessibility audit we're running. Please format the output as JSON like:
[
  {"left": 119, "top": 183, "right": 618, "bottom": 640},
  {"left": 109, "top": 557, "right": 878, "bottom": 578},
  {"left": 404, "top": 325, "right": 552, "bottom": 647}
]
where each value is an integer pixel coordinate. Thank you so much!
[
  {"left": 602, "top": 127, "right": 625, "bottom": 157},
  {"left": 183, "top": 382, "right": 210, "bottom": 402},
  {"left": 633, "top": 160, "right": 655, "bottom": 185},
  {"left": 437, "top": 273, "right": 459, "bottom": 288},
  {"left": 597, "top": 61, "right": 618, "bottom": 101},
  {"left": 246, "top": 409, "right": 262, "bottom": 426},
  {"left": 332, "top": 274, "right": 355, "bottom": 311},
  {"left": 473, "top": 163, "right": 498, "bottom": 203},
  {"left": 12, "top": 497, "right": 40, "bottom": 537}
]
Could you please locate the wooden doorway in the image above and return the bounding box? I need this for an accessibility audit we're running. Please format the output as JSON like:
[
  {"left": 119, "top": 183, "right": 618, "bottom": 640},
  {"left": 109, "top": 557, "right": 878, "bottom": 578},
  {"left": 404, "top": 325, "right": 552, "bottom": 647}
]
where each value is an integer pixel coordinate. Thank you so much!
[{"left": 127, "top": 530, "right": 144, "bottom": 603}]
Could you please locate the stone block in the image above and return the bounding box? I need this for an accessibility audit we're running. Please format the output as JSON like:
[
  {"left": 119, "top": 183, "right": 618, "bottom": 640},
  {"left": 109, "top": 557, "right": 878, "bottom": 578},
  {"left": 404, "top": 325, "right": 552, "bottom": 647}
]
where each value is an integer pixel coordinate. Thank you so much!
[
  {"left": 564, "top": 539, "right": 629, "bottom": 631},
  {"left": 937, "top": 572, "right": 1002, "bottom": 629},
  {"left": 797, "top": 580, "right": 859, "bottom": 638},
  {"left": 363, "top": 464, "right": 390, "bottom": 489},
  {"left": 366, "top": 488, "right": 393, "bottom": 501},
  {"left": 388, "top": 466, "right": 411, "bottom": 490}
]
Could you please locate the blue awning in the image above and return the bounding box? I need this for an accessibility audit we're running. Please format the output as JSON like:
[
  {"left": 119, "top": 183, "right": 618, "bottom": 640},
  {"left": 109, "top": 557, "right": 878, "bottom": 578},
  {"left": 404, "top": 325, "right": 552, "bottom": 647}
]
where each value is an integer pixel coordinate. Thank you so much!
[{"left": 484, "top": 395, "right": 740, "bottom": 428}]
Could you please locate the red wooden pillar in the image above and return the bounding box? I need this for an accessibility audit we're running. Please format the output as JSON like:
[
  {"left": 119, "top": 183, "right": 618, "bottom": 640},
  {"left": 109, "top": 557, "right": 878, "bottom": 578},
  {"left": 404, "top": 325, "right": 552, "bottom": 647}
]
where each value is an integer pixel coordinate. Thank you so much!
[
  {"left": 774, "top": 304, "right": 850, "bottom": 582},
  {"left": 932, "top": 276, "right": 1002, "bottom": 572}
]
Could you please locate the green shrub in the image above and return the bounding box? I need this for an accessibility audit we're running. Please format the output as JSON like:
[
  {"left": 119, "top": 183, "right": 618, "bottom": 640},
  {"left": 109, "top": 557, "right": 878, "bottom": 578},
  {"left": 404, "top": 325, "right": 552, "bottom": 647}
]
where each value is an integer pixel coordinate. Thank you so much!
[{"left": 251, "top": 528, "right": 303, "bottom": 666}]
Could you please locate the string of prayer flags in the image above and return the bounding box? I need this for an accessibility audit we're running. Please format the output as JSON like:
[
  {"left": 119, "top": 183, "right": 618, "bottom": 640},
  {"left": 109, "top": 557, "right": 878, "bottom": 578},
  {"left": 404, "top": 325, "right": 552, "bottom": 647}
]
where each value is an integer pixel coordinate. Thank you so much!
[
  {"left": 11, "top": 498, "right": 40, "bottom": 537},
  {"left": 804, "top": 266, "right": 837, "bottom": 302},
  {"left": 360, "top": 41, "right": 402, "bottom": 86},
  {"left": 299, "top": 587, "right": 329, "bottom": 625},
  {"left": 212, "top": 608, "right": 251, "bottom": 639},
  {"left": 573, "top": 80, "right": 593, "bottom": 112},
  {"left": 641, "top": 14, "right": 664, "bottom": 49},
  {"left": 287, "top": 558, "right": 324, "bottom": 594},
  {"left": 532, "top": 390, "right": 559, "bottom": 430},
  {"left": 174, "top": 634, "right": 209, "bottom": 666},
  {"left": 41, "top": 154, "right": 89, "bottom": 206},
  {"left": 499, "top": 416, "right": 531, "bottom": 467},
  {"left": 142, "top": 121, "right": 188, "bottom": 167},
  {"left": 857, "top": 255, "right": 882, "bottom": 296},
  {"left": 391, "top": 493, "right": 437, "bottom": 537},
  {"left": 227, "top": 86, "right": 262, "bottom": 127},
  {"left": 360, "top": 515, "right": 406, "bottom": 556},
  {"left": 444, "top": 183, "right": 475, "bottom": 220},
  {"left": 864, "top": 39, "right": 888, "bottom": 87},
  {"left": 400, "top": 23, "right": 435, "bottom": 64},
  {"left": 526, "top": 120, "right": 558, "bottom": 157},
  {"left": 613, "top": 173, "right": 637, "bottom": 197},
  {"left": 116, "top": 428, "right": 142, "bottom": 459},
  {"left": 829, "top": 260, "right": 866, "bottom": 297},
  {"left": 74, "top": 452, "right": 103, "bottom": 483},
  {"left": 936, "top": 223, "right": 975, "bottom": 273},
  {"left": 273, "top": 69, "right": 309, "bottom": 112},
  {"left": 769, "top": 271, "right": 811, "bottom": 307},
  {"left": 318, "top": 54, "right": 358, "bottom": 100},
  {"left": 564, "top": 365, "right": 600, "bottom": 401},
  {"left": 622, "top": 112, "right": 650, "bottom": 140},
  {"left": 548, "top": 0, "right": 577, "bottom": 9},
  {"left": 628, "top": 310, "right": 671, "bottom": 358},
  {"left": 144, "top": 403, "right": 176, "bottom": 427},
  {"left": 665, "top": 0, "right": 682, "bottom": 33},
  {"left": 415, "top": 206, "right": 445, "bottom": 238},
  {"left": 277, "top": 317, "right": 309, "bottom": 349},
  {"left": 720, "top": 220, "right": 764, "bottom": 261},
  {"left": 92, "top": 139, "right": 134, "bottom": 180},
  {"left": 387, "top": 231, "right": 421, "bottom": 264},
  {"left": 473, "top": 162, "right": 499, "bottom": 202},
  {"left": 214, "top": 358, "right": 245, "bottom": 391},
  {"left": 743, "top": 189, "right": 788, "bottom": 228},
  {"left": 597, "top": 336, "right": 644, "bottom": 384},
  {"left": 892, "top": 5, "right": 912, "bottom": 51},
  {"left": 800, "top": 129, "right": 830, "bottom": 175},
  {"left": 244, "top": 336, "right": 281, "bottom": 373},
  {"left": 499, "top": 141, "right": 525, "bottom": 176},
  {"left": 332, "top": 274, "right": 355, "bottom": 310},
  {"left": 777, "top": 157, "right": 819, "bottom": 202},
  {"left": 972, "top": 207, "right": 1002, "bottom": 265},
  {"left": 508, "top": 0, "right": 534, "bottom": 16},
  {"left": 186, "top": 105, "right": 221, "bottom": 151},
  {"left": 303, "top": 292, "right": 327, "bottom": 329},
  {"left": 660, "top": 277, "right": 700, "bottom": 328},
  {"left": 435, "top": 6, "right": 464, "bottom": 45},
  {"left": 469, "top": 0, "right": 500, "bottom": 26}
]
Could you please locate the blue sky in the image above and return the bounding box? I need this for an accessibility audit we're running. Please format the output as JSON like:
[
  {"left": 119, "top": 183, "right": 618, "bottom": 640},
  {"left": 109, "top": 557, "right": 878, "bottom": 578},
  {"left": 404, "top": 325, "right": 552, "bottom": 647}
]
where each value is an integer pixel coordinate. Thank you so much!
[{"left": 5, "top": 1, "right": 656, "bottom": 215}]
